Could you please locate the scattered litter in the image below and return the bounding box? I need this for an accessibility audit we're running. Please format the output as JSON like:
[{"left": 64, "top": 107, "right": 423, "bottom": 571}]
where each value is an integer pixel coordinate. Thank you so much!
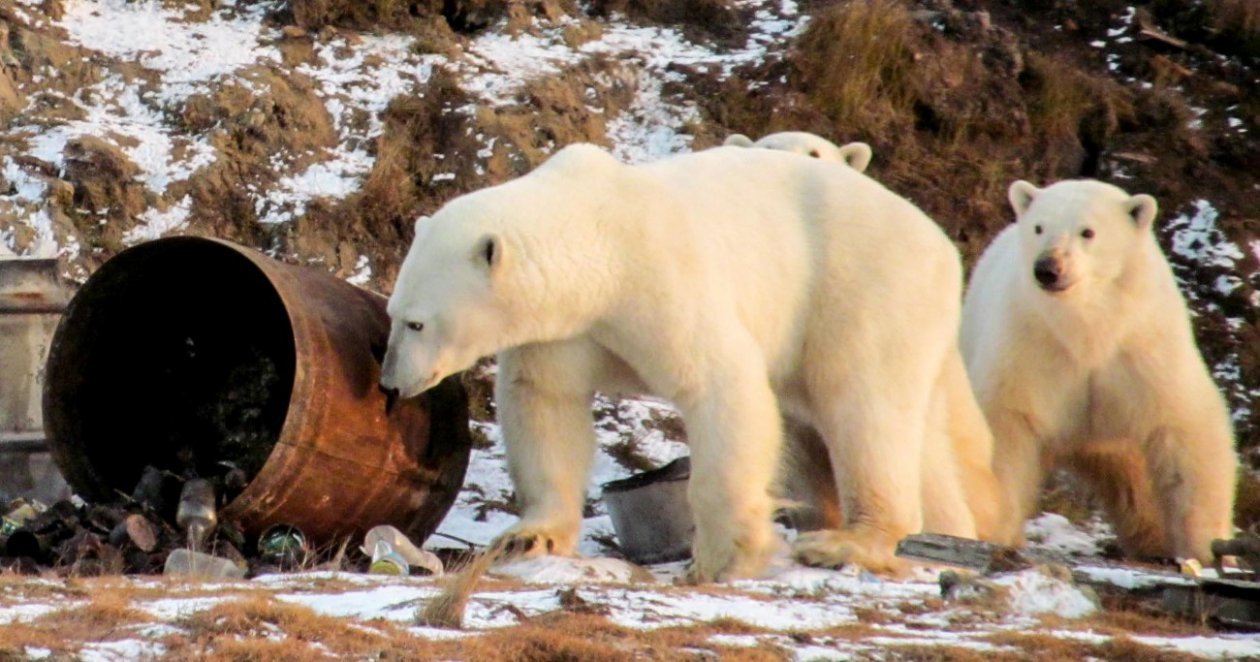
[
  {"left": 363, "top": 525, "right": 443, "bottom": 577},
  {"left": 163, "top": 548, "right": 247, "bottom": 579}
]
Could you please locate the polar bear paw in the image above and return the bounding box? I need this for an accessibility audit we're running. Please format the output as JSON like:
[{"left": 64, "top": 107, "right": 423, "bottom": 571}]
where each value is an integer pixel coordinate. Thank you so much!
[
  {"left": 491, "top": 521, "right": 579, "bottom": 560},
  {"left": 793, "top": 529, "right": 911, "bottom": 576},
  {"left": 686, "top": 526, "right": 778, "bottom": 584}
]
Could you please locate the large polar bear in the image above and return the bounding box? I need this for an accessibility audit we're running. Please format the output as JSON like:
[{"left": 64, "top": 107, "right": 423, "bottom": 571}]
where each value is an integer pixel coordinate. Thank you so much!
[
  {"left": 725, "top": 132, "right": 1001, "bottom": 542},
  {"left": 380, "top": 143, "right": 984, "bottom": 580},
  {"left": 724, "top": 131, "right": 874, "bottom": 173},
  {"left": 961, "top": 179, "right": 1238, "bottom": 561}
]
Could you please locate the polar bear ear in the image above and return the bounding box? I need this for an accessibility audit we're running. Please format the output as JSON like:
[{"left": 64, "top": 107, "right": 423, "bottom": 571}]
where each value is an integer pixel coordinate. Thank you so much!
[
  {"left": 724, "top": 134, "right": 754, "bottom": 147},
  {"left": 413, "top": 215, "right": 431, "bottom": 234},
  {"left": 837, "top": 142, "right": 872, "bottom": 173},
  {"left": 474, "top": 233, "right": 503, "bottom": 272},
  {"left": 1125, "top": 194, "right": 1159, "bottom": 231},
  {"left": 1007, "top": 180, "right": 1040, "bottom": 218}
]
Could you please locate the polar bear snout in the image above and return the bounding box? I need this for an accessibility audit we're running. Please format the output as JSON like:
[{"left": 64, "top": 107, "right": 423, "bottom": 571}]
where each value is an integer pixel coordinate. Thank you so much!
[
  {"left": 1033, "top": 254, "right": 1070, "bottom": 292},
  {"left": 379, "top": 385, "right": 401, "bottom": 415}
]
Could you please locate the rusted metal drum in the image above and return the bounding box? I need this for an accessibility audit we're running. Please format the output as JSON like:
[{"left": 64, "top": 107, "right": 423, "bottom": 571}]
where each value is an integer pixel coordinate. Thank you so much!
[
  {"left": 42, "top": 237, "right": 470, "bottom": 545},
  {"left": 0, "top": 257, "right": 72, "bottom": 504}
]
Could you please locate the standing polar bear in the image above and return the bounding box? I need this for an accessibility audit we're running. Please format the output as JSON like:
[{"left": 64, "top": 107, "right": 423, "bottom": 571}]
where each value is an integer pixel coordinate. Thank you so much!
[
  {"left": 380, "top": 143, "right": 988, "bottom": 581},
  {"left": 724, "top": 131, "right": 874, "bottom": 173},
  {"left": 725, "top": 131, "right": 1002, "bottom": 544},
  {"left": 961, "top": 179, "right": 1238, "bottom": 562}
]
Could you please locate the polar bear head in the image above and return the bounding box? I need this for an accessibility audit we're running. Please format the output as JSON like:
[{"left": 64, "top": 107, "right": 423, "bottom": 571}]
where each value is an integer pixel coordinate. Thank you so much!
[
  {"left": 1008, "top": 179, "right": 1159, "bottom": 296},
  {"left": 379, "top": 212, "right": 508, "bottom": 403},
  {"left": 379, "top": 144, "right": 618, "bottom": 404},
  {"left": 723, "top": 132, "right": 873, "bottom": 173}
]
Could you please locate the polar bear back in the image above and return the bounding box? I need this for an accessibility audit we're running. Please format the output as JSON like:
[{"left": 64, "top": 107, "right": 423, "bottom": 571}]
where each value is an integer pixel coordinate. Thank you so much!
[
  {"left": 628, "top": 146, "right": 960, "bottom": 369},
  {"left": 397, "top": 144, "right": 961, "bottom": 385}
]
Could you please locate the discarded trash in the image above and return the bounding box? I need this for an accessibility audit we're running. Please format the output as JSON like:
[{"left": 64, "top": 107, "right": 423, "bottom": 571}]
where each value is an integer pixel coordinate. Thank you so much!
[
  {"left": 130, "top": 466, "right": 179, "bottom": 518},
  {"left": 363, "top": 524, "right": 444, "bottom": 576},
  {"left": 368, "top": 540, "right": 410, "bottom": 576},
  {"left": 257, "top": 523, "right": 308, "bottom": 568},
  {"left": 602, "top": 456, "right": 694, "bottom": 564},
  {"left": 108, "top": 514, "right": 157, "bottom": 553},
  {"left": 176, "top": 479, "right": 217, "bottom": 552},
  {"left": 164, "top": 548, "right": 247, "bottom": 579},
  {"left": 43, "top": 237, "right": 472, "bottom": 546}
]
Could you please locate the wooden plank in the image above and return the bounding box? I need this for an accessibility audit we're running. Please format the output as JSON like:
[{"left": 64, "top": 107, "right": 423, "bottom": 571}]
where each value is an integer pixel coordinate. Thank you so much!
[{"left": 894, "top": 533, "right": 1068, "bottom": 570}]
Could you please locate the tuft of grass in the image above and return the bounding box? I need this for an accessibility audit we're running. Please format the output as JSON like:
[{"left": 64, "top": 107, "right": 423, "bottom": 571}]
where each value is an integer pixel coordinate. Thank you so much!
[
  {"left": 983, "top": 632, "right": 1201, "bottom": 661},
  {"left": 418, "top": 545, "right": 505, "bottom": 628},
  {"left": 792, "top": 0, "right": 918, "bottom": 137},
  {"left": 604, "top": 431, "right": 661, "bottom": 473},
  {"left": 30, "top": 592, "right": 154, "bottom": 638},
  {"left": 171, "top": 595, "right": 437, "bottom": 658},
  {"left": 1021, "top": 51, "right": 1133, "bottom": 178}
]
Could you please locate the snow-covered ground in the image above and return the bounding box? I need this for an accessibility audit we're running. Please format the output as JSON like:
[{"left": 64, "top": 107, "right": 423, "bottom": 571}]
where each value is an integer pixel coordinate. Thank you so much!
[
  {"left": 0, "top": 0, "right": 806, "bottom": 264},
  {"left": 4, "top": 383, "right": 1258, "bottom": 658}
]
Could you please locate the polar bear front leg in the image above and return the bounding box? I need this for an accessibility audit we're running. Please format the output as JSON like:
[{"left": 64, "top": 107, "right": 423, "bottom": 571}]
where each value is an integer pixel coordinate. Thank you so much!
[
  {"left": 1145, "top": 422, "right": 1238, "bottom": 562},
  {"left": 677, "top": 341, "right": 783, "bottom": 583},
  {"left": 492, "top": 344, "right": 598, "bottom": 558},
  {"left": 985, "top": 409, "right": 1046, "bottom": 547}
]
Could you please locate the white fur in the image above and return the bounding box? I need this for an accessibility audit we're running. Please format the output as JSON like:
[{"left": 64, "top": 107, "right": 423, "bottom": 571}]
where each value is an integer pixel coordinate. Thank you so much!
[
  {"left": 383, "top": 144, "right": 974, "bottom": 580},
  {"left": 724, "top": 131, "right": 873, "bottom": 173},
  {"left": 961, "top": 179, "right": 1238, "bottom": 561}
]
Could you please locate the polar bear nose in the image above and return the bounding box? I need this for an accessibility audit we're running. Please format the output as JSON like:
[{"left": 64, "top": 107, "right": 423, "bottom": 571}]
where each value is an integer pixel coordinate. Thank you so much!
[
  {"left": 380, "top": 385, "right": 400, "bottom": 415},
  {"left": 1033, "top": 257, "right": 1063, "bottom": 289}
]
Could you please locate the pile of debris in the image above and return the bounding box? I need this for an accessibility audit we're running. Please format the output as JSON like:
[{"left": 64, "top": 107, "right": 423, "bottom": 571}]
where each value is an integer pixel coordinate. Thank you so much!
[{"left": 0, "top": 468, "right": 447, "bottom": 579}]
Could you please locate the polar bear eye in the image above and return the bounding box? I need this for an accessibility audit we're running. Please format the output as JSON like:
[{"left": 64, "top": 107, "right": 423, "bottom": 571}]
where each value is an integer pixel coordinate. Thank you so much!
[
  {"left": 1034, "top": 225, "right": 1043, "bottom": 235},
  {"left": 406, "top": 322, "right": 424, "bottom": 332},
  {"left": 1080, "top": 228, "right": 1095, "bottom": 239},
  {"left": 808, "top": 149, "right": 821, "bottom": 158}
]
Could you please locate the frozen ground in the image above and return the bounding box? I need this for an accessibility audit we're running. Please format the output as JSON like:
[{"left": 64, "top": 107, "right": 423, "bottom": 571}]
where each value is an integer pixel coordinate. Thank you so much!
[{"left": 2, "top": 392, "right": 1258, "bottom": 658}]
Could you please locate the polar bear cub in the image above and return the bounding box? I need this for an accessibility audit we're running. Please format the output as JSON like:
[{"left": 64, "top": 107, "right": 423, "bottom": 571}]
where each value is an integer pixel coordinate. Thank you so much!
[
  {"left": 380, "top": 143, "right": 979, "bottom": 581},
  {"left": 961, "top": 179, "right": 1238, "bottom": 562},
  {"left": 724, "top": 131, "right": 873, "bottom": 173}
]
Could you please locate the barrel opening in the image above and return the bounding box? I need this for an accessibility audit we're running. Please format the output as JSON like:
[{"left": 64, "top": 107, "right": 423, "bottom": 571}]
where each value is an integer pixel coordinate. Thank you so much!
[{"left": 45, "top": 239, "right": 296, "bottom": 502}]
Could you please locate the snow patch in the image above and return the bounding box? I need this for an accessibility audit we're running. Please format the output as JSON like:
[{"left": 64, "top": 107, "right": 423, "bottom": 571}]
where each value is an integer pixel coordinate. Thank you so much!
[
  {"left": 491, "top": 555, "right": 648, "bottom": 584},
  {"left": 1023, "top": 512, "right": 1101, "bottom": 556},
  {"left": 1170, "top": 199, "right": 1243, "bottom": 268},
  {"left": 124, "top": 195, "right": 192, "bottom": 245},
  {"left": 991, "top": 568, "right": 1098, "bottom": 619}
]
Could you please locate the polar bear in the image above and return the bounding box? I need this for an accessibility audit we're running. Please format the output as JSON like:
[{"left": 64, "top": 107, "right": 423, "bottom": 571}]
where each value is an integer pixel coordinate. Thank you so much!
[
  {"left": 724, "top": 132, "right": 873, "bottom": 173},
  {"left": 961, "top": 179, "right": 1238, "bottom": 562},
  {"left": 380, "top": 143, "right": 980, "bottom": 580},
  {"left": 722, "top": 132, "right": 1001, "bottom": 544}
]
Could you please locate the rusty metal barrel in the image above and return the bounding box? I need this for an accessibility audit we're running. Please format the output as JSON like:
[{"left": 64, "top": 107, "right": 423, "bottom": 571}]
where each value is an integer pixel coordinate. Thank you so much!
[{"left": 42, "top": 237, "right": 471, "bottom": 546}]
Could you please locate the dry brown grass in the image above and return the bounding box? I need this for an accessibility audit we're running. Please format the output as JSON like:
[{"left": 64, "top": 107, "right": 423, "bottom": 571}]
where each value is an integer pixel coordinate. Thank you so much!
[
  {"left": 983, "top": 631, "right": 1200, "bottom": 662},
  {"left": 418, "top": 545, "right": 505, "bottom": 628},
  {"left": 29, "top": 591, "right": 154, "bottom": 636},
  {"left": 0, "top": 616, "right": 68, "bottom": 655},
  {"left": 1085, "top": 608, "right": 1213, "bottom": 638},
  {"left": 793, "top": 0, "right": 917, "bottom": 138},
  {"left": 1021, "top": 52, "right": 1133, "bottom": 178},
  {"left": 169, "top": 594, "right": 437, "bottom": 659}
]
